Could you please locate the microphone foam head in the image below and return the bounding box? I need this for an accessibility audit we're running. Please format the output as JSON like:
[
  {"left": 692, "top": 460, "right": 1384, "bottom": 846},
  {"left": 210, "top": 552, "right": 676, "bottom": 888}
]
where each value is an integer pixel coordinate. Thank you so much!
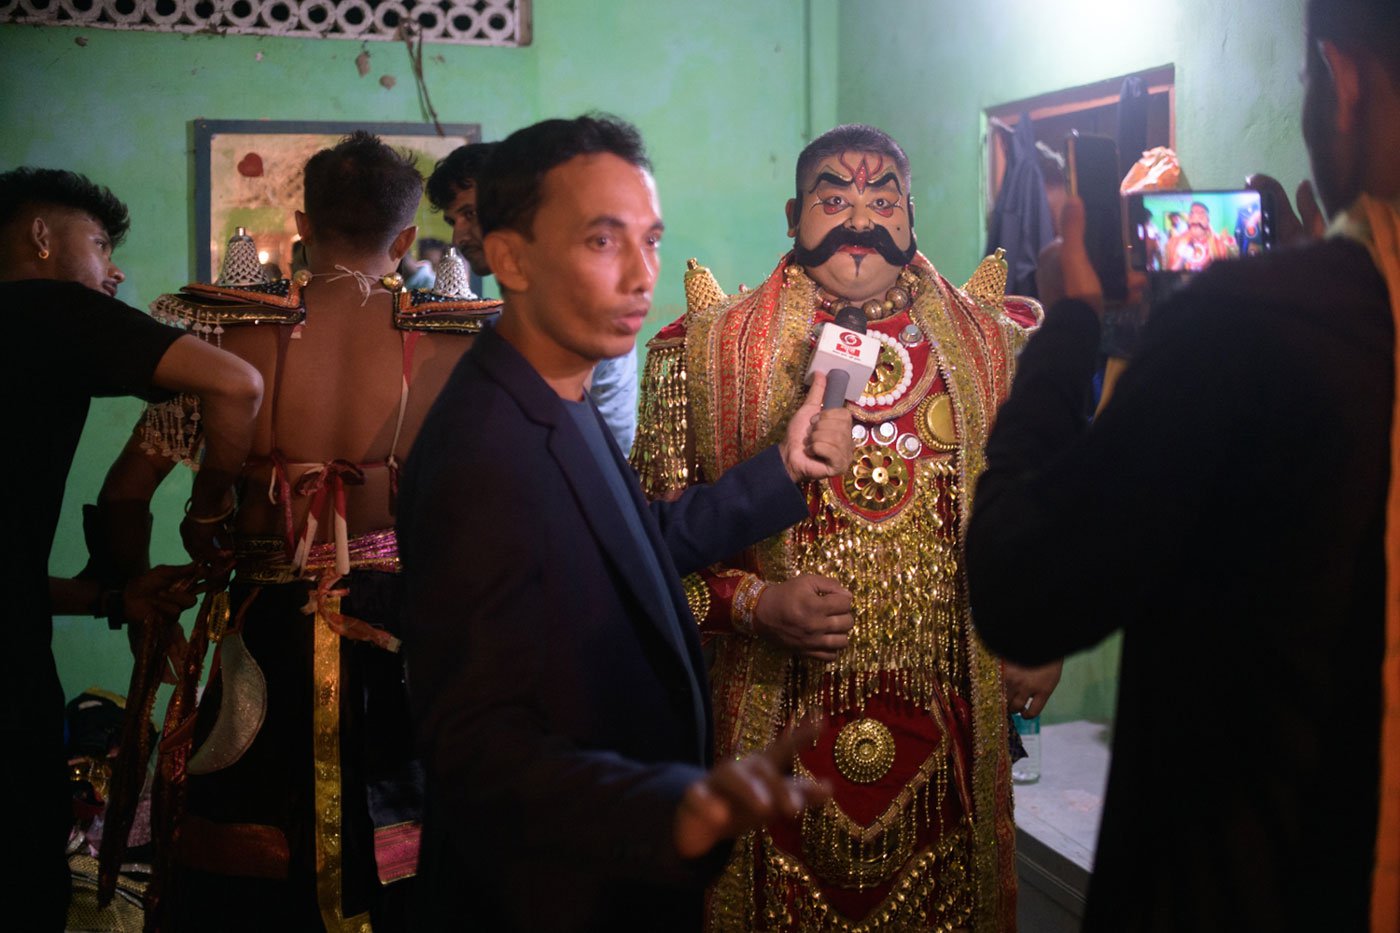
[{"left": 833, "top": 304, "right": 867, "bottom": 334}]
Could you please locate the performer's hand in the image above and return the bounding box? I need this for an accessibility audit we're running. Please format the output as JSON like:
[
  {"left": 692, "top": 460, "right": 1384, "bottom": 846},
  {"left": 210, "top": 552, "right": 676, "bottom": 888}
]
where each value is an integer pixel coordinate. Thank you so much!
[
  {"left": 179, "top": 515, "right": 236, "bottom": 573},
  {"left": 1038, "top": 196, "right": 1104, "bottom": 316},
  {"left": 182, "top": 475, "right": 239, "bottom": 569},
  {"left": 1246, "top": 173, "right": 1325, "bottom": 247},
  {"left": 123, "top": 564, "right": 198, "bottom": 684},
  {"left": 1003, "top": 658, "right": 1064, "bottom": 720},
  {"left": 674, "top": 719, "right": 831, "bottom": 859},
  {"left": 779, "top": 372, "right": 856, "bottom": 483},
  {"left": 753, "top": 574, "right": 854, "bottom": 662}
]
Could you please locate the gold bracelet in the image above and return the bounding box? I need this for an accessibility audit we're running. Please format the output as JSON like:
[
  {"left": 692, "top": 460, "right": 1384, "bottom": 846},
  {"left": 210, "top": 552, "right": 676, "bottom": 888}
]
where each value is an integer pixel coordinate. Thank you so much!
[
  {"left": 183, "top": 496, "right": 236, "bottom": 525},
  {"left": 731, "top": 575, "right": 769, "bottom": 637}
]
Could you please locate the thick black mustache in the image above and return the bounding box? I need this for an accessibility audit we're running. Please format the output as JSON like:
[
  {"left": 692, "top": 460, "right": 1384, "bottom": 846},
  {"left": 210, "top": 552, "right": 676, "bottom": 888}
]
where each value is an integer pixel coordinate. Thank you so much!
[{"left": 792, "top": 223, "right": 916, "bottom": 269}]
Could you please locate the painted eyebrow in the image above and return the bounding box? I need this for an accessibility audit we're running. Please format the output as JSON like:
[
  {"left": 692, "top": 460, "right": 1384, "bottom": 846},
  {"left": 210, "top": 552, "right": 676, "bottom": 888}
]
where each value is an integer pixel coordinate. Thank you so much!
[
  {"left": 808, "top": 170, "right": 904, "bottom": 195},
  {"left": 808, "top": 171, "right": 853, "bottom": 192},
  {"left": 867, "top": 172, "right": 904, "bottom": 194}
]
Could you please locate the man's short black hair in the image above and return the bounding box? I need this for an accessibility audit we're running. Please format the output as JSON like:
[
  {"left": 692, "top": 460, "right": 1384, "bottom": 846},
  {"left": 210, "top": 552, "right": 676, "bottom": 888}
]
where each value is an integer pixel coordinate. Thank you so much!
[
  {"left": 0, "top": 167, "right": 131, "bottom": 246},
  {"left": 303, "top": 131, "right": 423, "bottom": 252},
  {"left": 794, "top": 124, "right": 912, "bottom": 203},
  {"left": 417, "top": 237, "right": 449, "bottom": 260},
  {"left": 426, "top": 142, "right": 498, "bottom": 212},
  {"left": 478, "top": 114, "right": 651, "bottom": 239},
  {"left": 1309, "top": 0, "right": 1400, "bottom": 83}
]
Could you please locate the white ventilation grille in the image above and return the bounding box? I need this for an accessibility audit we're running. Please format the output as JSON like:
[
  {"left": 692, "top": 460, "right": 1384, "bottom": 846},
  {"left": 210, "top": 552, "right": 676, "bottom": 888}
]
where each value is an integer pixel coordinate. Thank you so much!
[{"left": 0, "top": 0, "right": 531, "bottom": 46}]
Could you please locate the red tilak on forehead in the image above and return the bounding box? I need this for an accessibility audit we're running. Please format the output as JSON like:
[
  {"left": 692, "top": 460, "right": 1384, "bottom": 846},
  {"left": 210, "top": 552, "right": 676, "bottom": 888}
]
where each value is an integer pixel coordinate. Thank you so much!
[{"left": 837, "top": 153, "right": 885, "bottom": 193}]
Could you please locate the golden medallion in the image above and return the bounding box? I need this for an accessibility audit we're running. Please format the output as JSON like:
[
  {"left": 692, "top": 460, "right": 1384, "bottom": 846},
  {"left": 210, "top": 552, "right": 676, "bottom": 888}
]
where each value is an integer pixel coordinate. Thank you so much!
[
  {"left": 864, "top": 343, "right": 905, "bottom": 398},
  {"left": 843, "top": 443, "right": 911, "bottom": 511},
  {"left": 916, "top": 392, "right": 958, "bottom": 451},
  {"left": 833, "top": 717, "right": 897, "bottom": 784}
]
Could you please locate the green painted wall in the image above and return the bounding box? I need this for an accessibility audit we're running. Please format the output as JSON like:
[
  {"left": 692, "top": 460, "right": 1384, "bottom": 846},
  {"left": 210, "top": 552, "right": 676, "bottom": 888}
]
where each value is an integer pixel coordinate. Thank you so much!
[
  {"left": 5, "top": 0, "right": 1310, "bottom": 726},
  {"left": 834, "top": 0, "right": 1310, "bottom": 283},
  {"left": 833, "top": 0, "right": 1310, "bottom": 724},
  {"left": 1, "top": 0, "right": 836, "bottom": 704}
]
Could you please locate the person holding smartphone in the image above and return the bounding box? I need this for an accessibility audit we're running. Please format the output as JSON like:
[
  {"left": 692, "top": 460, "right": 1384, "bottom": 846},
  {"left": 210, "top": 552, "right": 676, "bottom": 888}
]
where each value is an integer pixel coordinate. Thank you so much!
[{"left": 966, "top": 0, "right": 1400, "bottom": 928}]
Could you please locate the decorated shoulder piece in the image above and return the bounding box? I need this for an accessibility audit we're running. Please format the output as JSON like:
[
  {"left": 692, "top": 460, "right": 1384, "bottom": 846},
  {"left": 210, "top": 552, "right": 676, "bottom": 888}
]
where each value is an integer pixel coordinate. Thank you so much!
[
  {"left": 140, "top": 230, "right": 308, "bottom": 464},
  {"left": 150, "top": 278, "right": 307, "bottom": 333},
  {"left": 393, "top": 242, "right": 501, "bottom": 332},
  {"left": 631, "top": 258, "right": 728, "bottom": 499},
  {"left": 393, "top": 289, "right": 501, "bottom": 334},
  {"left": 632, "top": 258, "right": 764, "bottom": 632},
  {"left": 149, "top": 226, "right": 305, "bottom": 333},
  {"left": 396, "top": 245, "right": 500, "bottom": 333},
  {"left": 960, "top": 246, "right": 1044, "bottom": 331},
  {"left": 142, "top": 278, "right": 311, "bottom": 467}
]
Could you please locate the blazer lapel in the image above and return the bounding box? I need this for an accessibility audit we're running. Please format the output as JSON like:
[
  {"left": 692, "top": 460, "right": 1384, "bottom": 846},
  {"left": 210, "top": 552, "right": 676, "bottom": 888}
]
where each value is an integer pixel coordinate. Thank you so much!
[
  {"left": 474, "top": 329, "right": 695, "bottom": 670},
  {"left": 546, "top": 415, "right": 670, "bottom": 619}
]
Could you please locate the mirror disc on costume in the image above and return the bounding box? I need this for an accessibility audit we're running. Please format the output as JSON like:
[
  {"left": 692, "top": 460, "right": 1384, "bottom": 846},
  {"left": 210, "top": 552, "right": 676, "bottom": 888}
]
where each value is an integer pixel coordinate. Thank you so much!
[
  {"left": 896, "top": 433, "right": 923, "bottom": 459},
  {"left": 917, "top": 392, "right": 958, "bottom": 451},
  {"left": 834, "top": 718, "right": 897, "bottom": 784}
]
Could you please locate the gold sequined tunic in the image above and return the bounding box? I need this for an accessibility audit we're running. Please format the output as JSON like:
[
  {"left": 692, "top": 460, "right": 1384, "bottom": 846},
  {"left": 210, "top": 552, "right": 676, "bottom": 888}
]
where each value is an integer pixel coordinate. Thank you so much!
[{"left": 633, "top": 253, "right": 1040, "bottom": 931}]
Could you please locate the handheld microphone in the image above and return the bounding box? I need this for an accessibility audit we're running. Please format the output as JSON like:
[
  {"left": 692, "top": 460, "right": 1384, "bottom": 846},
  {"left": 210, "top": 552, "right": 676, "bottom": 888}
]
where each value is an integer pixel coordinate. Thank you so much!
[{"left": 806, "top": 305, "right": 877, "bottom": 410}]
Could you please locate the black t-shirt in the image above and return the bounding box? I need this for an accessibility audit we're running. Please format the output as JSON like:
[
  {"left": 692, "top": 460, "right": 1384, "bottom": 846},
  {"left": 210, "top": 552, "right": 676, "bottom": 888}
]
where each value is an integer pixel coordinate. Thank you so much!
[{"left": 1, "top": 279, "right": 183, "bottom": 734}]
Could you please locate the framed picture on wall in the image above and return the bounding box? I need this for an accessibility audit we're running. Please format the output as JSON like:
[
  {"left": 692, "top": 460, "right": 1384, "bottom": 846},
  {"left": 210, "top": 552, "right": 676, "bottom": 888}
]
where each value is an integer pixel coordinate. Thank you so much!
[{"left": 193, "top": 119, "right": 481, "bottom": 287}]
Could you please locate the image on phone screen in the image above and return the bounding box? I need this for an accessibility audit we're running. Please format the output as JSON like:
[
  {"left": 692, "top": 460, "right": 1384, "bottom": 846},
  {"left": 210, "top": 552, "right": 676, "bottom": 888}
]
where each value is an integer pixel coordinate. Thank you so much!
[{"left": 1127, "top": 190, "right": 1272, "bottom": 274}]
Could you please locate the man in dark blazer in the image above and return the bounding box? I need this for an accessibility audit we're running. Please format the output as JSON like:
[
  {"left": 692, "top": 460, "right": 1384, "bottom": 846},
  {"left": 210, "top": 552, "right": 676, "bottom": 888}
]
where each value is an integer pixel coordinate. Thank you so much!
[{"left": 398, "top": 115, "right": 855, "bottom": 931}]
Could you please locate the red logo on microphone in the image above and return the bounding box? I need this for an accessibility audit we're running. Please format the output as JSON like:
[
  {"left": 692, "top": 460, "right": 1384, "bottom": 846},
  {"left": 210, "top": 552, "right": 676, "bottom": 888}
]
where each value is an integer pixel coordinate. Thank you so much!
[{"left": 839, "top": 332, "right": 862, "bottom": 347}]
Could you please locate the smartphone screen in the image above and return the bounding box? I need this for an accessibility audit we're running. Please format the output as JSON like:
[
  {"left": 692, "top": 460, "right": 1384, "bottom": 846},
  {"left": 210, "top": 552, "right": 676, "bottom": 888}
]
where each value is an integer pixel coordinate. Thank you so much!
[
  {"left": 1067, "top": 132, "right": 1128, "bottom": 302},
  {"left": 1126, "top": 189, "right": 1273, "bottom": 273}
]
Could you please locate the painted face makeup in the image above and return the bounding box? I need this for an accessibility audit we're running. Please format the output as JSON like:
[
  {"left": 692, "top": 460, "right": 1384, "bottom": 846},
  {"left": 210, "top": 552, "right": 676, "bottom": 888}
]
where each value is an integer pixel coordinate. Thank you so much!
[
  {"left": 1187, "top": 204, "right": 1211, "bottom": 242},
  {"left": 792, "top": 150, "right": 915, "bottom": 302}
]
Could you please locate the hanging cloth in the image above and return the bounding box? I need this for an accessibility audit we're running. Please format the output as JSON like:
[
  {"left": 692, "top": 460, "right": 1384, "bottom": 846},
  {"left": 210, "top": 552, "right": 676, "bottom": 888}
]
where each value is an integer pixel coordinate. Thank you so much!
[{"left": 984, "top": 112, "right": 1055, "bottom": 297}]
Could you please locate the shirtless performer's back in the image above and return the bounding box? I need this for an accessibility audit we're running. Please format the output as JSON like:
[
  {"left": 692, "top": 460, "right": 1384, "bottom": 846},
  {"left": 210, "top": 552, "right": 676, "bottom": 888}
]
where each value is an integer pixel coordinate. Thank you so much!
[{"left": 97, "top": 132, "right": 499, "bottom": 932}]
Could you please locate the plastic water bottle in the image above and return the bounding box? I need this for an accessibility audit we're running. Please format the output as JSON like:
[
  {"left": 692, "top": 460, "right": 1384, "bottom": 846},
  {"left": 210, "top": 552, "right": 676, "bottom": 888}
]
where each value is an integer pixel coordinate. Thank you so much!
[{"left": 1012, "top": 713, "right": 1041, "bottom": 784}]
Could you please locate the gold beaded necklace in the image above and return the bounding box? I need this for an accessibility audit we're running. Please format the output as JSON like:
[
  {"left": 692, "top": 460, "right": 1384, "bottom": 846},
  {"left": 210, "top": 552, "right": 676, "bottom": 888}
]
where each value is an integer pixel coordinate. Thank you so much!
[{"left": 809, "top": 267, "right": 921, "bottom": 321}]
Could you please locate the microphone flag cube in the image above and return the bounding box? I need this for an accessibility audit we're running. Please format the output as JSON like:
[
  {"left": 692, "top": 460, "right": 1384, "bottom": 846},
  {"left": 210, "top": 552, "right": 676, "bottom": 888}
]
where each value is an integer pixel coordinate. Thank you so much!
[{"left": 805, "top": 323, "right": 879, "bottom": 403}]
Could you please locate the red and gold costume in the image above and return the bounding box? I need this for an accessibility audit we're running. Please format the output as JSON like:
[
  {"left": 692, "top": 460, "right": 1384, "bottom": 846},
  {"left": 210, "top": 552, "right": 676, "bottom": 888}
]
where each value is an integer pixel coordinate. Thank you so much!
[
  {"left": 1164, "top": 228, "right": 1239, "bottom": 271},
  {"left": 634, "top": 251, "right": 1040, "bottom": 931}
]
